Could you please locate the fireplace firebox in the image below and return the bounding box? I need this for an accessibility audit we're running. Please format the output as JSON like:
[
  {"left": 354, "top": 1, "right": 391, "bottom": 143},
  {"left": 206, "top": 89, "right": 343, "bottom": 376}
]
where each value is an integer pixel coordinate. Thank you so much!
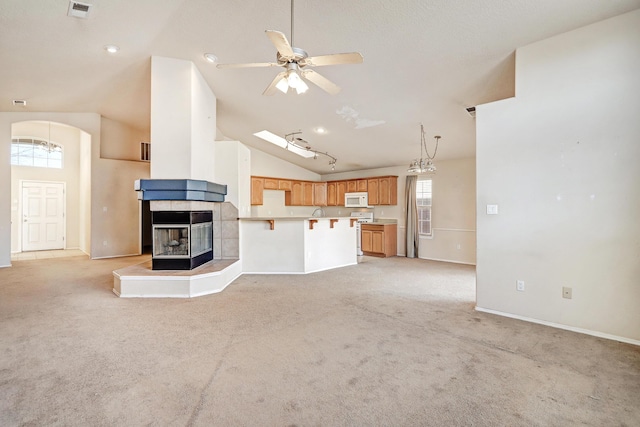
[{"left": 152, "top": 211, "right": 213, "bottom": 270}]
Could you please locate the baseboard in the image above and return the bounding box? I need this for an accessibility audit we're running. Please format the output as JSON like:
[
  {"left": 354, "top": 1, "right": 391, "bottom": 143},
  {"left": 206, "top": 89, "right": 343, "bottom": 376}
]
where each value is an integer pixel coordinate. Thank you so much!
[
  {"left": 475, "top": 306, "right": 640, "bottom": 347},
  {"left": 92, "top": 253, "right": 141, "bottom": 260},
  {"left": 419, "top": 256, "right": 476, "bottom": 266}
]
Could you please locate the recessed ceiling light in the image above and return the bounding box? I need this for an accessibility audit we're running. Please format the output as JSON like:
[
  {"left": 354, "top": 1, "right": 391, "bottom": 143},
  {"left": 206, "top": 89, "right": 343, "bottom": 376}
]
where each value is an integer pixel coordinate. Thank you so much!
[
  {"left": 204, "top": 53, "right": 218, "bottom": 63},
  {"left": 103, "top": 45, "right": 119, "bottom": 54},
  {"left": 314, "top": 127, "right": 327, "bottom": 134}
]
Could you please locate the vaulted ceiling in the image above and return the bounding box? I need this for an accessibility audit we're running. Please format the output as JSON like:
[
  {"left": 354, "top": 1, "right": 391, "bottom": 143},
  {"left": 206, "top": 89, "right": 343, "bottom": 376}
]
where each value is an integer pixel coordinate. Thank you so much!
[{"left": 2, "top": 0, "right": 639, "bottom": 173}]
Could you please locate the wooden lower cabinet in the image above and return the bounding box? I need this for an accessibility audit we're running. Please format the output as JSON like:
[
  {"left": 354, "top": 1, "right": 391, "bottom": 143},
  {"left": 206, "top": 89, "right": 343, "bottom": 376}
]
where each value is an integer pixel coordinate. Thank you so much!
[{"left": 361, "top": 223, "right": 397, "bottom": 257}]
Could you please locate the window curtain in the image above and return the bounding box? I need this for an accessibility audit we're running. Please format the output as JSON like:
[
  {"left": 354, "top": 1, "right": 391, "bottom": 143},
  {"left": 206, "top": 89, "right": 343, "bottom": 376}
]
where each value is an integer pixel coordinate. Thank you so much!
[{"left": 405, "top": 175, "right": 419, "bottom": 258}]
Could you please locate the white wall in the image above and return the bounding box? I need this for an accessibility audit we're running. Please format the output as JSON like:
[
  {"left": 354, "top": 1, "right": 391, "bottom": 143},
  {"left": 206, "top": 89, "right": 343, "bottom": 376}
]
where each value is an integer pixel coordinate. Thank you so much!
[
  {"left": 476, "top": 10, "right": 640, "bottom": 343},
  {"left": 100, "top": 117, "right": 149, "bottom": 161},
  {"left": 150, "top": 56, "right": 216, "bottom": 182},
  {"left": 10, "top": 121, "right": 82, "bottom": 252},
  {"left": 91, "top": 118, "right": 150, "bottom": 258},
  {"left": 214, "top": 141, "right": 251, "bottom": 217}
]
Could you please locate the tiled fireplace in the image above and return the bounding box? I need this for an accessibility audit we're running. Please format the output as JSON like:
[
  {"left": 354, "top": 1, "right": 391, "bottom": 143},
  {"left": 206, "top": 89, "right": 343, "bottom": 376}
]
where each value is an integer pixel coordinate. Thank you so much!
[{"left": 135, "top": 179, "right": 238, "bottom": 271}]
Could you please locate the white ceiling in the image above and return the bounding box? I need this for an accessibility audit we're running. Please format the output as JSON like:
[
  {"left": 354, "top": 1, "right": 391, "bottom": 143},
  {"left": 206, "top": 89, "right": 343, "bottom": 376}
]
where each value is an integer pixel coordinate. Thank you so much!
[{"left": 2, "top": 0, "right": 639, "bottom": 173}]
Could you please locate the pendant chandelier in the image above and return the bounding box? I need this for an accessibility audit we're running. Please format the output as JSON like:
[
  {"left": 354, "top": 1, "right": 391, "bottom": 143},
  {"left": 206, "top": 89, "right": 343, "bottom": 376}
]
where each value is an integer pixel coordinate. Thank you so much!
[{"left": 407, "top": 124, "right": 441, "bottom": 174}]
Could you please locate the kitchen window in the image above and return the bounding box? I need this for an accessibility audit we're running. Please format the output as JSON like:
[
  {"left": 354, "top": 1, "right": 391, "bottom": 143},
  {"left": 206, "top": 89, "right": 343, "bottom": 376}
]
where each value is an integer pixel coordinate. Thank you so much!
[
  {"left": 417, "top": 179, "right": 432, "bottom": 235},
  {"left": 11, "top": 137, "right": 63, "bottom": 169}
]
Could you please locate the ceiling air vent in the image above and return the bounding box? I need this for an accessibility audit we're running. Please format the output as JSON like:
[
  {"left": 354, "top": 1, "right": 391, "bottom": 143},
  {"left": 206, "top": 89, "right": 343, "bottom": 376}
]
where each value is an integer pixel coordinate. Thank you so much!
[
  {"left": 465, "top": 106, "right": 476, "bottom": 118},
  {"left": 13, "top": 100, "right": 27, "bottom": 107},
  {"left": 67, "top": 1, "right": 92, "bottom": 19}
]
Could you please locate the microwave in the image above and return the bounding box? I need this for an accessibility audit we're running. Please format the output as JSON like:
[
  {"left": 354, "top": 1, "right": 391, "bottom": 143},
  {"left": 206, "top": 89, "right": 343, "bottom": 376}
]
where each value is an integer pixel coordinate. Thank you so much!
[{"left": 345, "top": 192, "right": 369, "bottom": 208}]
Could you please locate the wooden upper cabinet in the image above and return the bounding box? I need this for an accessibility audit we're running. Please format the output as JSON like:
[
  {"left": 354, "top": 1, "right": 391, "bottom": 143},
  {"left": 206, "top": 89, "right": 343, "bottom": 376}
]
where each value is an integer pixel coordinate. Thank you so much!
[
  {"left": 251, "top": 177, "right": 264, "bottom": 205},
  {"left": 263, "top": 177, "right": 279, "bottom": 190},
  {"left": 378, "top": 176, "right": 398, "bottom": 205},
  {"left": 336, "top": 181, "right": 347, "bottom": 206},
  {"left": 367, "top": 178, "right": 379, "bottom": 205},
  {"left": 326, "top": 182, "right": 337, "bottom": 206},
  {"left": 302, "top": 182, "right": 314, "bottom": 206},
  {"left": 285, "top": 180, "right": 303, "bottom": 206},
  {"left": 278, "top": 179, "right": 292, "bottom": 191},
  {"left": 313, "top": 182, "right": 327, "bottom": 206},
  {"left": 253, "top": 175, "right": 396, "bottom": 207}
]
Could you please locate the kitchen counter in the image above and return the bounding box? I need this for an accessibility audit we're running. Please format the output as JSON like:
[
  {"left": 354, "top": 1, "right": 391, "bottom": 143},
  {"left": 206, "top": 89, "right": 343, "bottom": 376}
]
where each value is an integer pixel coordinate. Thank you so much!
[{"left": 239, "top": 217, "right": 357, "bottom": 273}]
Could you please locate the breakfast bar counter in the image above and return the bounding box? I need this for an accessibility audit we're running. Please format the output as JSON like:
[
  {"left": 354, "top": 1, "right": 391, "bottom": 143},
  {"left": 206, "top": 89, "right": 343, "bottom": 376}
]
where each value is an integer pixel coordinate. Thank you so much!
[{"left": 239, "top": 217, "right": 357, "bottom": 274}]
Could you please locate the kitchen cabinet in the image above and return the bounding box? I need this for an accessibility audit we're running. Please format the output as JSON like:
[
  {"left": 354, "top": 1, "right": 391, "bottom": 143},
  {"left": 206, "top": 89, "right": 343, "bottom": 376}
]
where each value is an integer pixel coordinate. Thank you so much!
[
  {"left": 327, "top": 182, "right": 337, "bottom": 206},
  {"left": 361, "top": 223, "right": 397, "bottom": 257},
  {"left": 278, "top": 179, "right": 292, "bottom": 191},
  {"left": 367, "top": 176, "right": 397, "bottom": 205},
  {"left": 252, "top": 175, "right": 397, "bottom": 207},
  {"left": 302, "top": 182, "right": 314, "bottom": 206},
  {"left": 313, "top": 182, "right": 327, "bottom": 206},
  {"left": 251, "top": 177, "right": 264, "bottom": 205},
  {"left": 336, "top": 181, "right": 347, "bottom": 206},
  {"left": 285, "top": 181, "right": 303, "bottom": 205},
  {"left": 367, "top": 179, "right": 379, "bottom": 205},
  {"left": 378, "top": 176, "right": 398, "bottom": 205},
  {"left": 264, "top": 177, "right": 279, "bottom": 190}
]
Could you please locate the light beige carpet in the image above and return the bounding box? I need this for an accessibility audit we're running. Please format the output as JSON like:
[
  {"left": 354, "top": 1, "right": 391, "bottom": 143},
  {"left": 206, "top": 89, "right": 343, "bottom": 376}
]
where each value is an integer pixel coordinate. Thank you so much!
[{"left": 1, "top": 255, "right": 638, "bottom": 426}]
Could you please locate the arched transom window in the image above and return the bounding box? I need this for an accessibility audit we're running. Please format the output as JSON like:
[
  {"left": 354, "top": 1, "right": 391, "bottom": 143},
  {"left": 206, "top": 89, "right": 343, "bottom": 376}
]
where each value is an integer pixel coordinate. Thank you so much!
[{"left": 11, "top": 137, "right": 63, "bottom": 169}]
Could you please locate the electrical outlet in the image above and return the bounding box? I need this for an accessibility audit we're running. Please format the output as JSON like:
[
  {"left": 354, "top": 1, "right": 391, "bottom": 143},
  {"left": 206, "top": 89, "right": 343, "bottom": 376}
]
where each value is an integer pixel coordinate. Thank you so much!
[
  {"left": 516, "top": 280, "right": 525, "bottom": 292},
  {"left": 562, "top": 287, "right": 572, "bottom": 299}
]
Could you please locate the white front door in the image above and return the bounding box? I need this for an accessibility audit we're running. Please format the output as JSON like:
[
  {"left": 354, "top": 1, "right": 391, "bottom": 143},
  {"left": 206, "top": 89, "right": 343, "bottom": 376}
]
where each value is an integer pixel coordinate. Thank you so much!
[{"left": 21, "top": 181, "right": 65, "bottom": 251}]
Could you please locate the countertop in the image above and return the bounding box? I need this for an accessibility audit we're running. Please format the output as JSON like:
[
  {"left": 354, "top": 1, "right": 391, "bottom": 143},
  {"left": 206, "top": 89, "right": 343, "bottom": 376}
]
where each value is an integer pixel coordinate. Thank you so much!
[{"left": 240, "top": 216, "right": 354, "bottom": 221}]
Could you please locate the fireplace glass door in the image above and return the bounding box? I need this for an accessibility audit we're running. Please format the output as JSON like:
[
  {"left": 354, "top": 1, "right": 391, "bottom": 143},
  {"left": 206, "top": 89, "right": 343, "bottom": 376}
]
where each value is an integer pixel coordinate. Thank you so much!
[{"left": 153, "top": 225, "right": 190, "bottom": 258}]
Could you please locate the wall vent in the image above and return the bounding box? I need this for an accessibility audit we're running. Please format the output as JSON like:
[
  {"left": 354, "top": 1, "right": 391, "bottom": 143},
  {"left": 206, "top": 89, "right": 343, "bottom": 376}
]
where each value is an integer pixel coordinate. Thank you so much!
[
  {"left": 12, "top": 100, "right": 27, "bottom": 107},
  {"left": 140, "top": 142, "right": 151, "bottom": 162},
  {"left": 67, "top": 1, "right": 92, "bottom": 19}
]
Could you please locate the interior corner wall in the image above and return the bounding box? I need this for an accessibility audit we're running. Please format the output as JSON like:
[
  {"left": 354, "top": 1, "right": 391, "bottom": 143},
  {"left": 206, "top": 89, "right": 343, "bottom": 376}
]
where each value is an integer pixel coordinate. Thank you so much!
[
  {"left": 190, "top": 64, "right": 216, "bottom": 182},
  {"left": 0, "top": 116, "right": 12, "bottom": 267},
  {"left": 100, "top": 117, "right": 150, "bottom": 161},
  {"left": 476, "top": 10, "right": 640, "bottom": 343},
  {"left": 150, "top": 56, "right": 216, "bottom": 182},
  {"left": 214, "top": 141, "right": 251, "bottom": 217},
  {"left": 91, "top": 119, "right": 150, "bottom": 259}
]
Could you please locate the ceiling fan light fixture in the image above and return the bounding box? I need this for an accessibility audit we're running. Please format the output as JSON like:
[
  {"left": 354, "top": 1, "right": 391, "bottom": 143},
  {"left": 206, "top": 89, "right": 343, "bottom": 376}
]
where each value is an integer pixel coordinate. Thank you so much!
[{"left": 276, "top": 77, "right": 289, "bottom": 93}]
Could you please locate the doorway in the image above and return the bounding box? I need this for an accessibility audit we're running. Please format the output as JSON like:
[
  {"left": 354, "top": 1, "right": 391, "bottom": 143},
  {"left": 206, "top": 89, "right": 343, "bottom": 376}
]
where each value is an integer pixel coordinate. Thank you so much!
[{"left": 21, "top": 181, "right": 65, "bottom": 251}]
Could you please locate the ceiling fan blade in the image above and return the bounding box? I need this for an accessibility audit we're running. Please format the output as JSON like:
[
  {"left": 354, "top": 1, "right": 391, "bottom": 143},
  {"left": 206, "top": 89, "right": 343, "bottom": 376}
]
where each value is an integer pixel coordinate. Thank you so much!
[
  {"left": 263, "top": 71, "right": 288, "bottom": 96},
  {"left": 301, "top": 69, "right": 341, "bottom": 95},
  {"left": 265, "top": 30, "right": 294, "bottom": 59},
  {"left": 303, "top": 52, "right": 364, "bottom": 67},
  {"left": 216, "top": 62, "right": 279, "bottom": 69}
]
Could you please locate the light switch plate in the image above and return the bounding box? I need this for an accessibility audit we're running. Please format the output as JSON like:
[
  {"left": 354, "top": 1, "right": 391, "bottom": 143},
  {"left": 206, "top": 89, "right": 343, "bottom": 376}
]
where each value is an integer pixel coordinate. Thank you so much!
[{"left": 486, "top": 204, "right": 499, "bottom": 215}]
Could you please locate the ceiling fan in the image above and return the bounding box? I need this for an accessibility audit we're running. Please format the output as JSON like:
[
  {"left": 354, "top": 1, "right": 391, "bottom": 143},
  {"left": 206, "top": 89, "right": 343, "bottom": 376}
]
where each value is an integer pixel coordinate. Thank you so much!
[{"left": 216, "top": 0, "right": 363, "bottom": 95}]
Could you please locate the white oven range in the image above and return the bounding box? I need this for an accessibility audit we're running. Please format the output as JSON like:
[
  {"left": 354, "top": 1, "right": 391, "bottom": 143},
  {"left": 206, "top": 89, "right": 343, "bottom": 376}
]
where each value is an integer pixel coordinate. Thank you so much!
[{"left": 350, "top": 212, "right": 374, "bottom": 256}]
